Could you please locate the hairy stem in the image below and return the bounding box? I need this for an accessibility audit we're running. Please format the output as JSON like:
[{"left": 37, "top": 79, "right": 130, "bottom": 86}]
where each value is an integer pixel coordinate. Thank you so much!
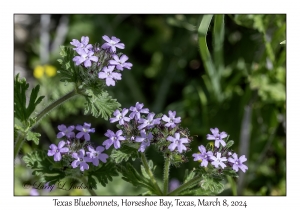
[
  {"left": 163, "top": 157, "right": 171, "bottom": 195},
  {"left": 140, "top": 153, "right": 163, "bottom": 195},
  {"left": 14, "top": 131, "right": 26, "bottom": 159},
  {"left": 35, "top": 89, "right": 78, "bottom": 125},
  {"left": 168, "top": 175, "right": 202, "bottom": 196}
]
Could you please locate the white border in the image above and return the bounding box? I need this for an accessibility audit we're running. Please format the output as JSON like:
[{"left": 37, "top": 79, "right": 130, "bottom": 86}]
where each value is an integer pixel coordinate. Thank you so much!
[{"left": 5, "top": 0, "right": 296, "bottom": 209}]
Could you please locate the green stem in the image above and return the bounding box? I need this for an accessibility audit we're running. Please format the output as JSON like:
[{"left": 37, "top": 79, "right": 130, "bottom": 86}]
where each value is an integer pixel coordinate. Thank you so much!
[
  {"left": 140, "top": 153, "right": 163, "bottom": 195},
  {"left": 80, "top": 177, "right": 97, "bottom": 196},
  {"left": 14, "top": 131, "right": 26, "bottom": 159},
  {"left": 163, "top": 157, "right": 171, "bottom": 195},
  {"left": 168, "top": 175, "right": 202, "bottom": 196},
  {"left": 34, "top": 89, "right": 78, "bottom": 125}
]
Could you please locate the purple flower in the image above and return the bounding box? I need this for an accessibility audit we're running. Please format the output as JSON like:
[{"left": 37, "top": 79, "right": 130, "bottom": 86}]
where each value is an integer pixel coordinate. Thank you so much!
[
  {"left": 71, "top": 149, "right": 89, "bottom": 171},
  {"left": 135, "top": 129, "right": 153, "bottom": 152},
  {"left": 70, "top": 36, "right": 93, "bottom": 54},
  {"left": 207, "top": 128, "right": 227, "bottom": 148},
  {"left": 110, "top": 108, "right": 131, "bottom": 125},
  {"left": 109, "top": 54, "right": 133, "bottom": 70},
  {"left": 210, "top": 152, "right": 227, "bottom": 169},
  {"left": 86, "top": 145, "right": 109, "bottom": 166},
  {"left": 162, "top": 111, "right": 181, "bottom": 128},
  {"left": 98, "top": 66, "right": 122, "bottom": 86},
  {"left": 72, "top": 50, "right": 98, "bottom": 68},
  {"left": 76, "top": 123, "right": 95, "bottom": 141},
  {"left": 138, "top": 112, "right": 161, "bottom": 130},
  {"left": 228, "top": 153, "right": 248, "bottom": 173},
  {"left": 101, "top": 35, "right": 125, "bottom": 53},
  {"left": 169, "top": 179, "right": 180, "bottom": 192},
  {"left": 129, "top": 102, "right": 149, "bottom": 120},
  {"left": 47, "top": 141, "right": 69, "bottom": 161},
  {"left": 57, "top": 124, "right": 75, "bottom": 139},
  {"left": 167, "top": 133, "right": 189, "bottom": 153},
  {"left": 30, "top": 189, "right": 39, "bottom": 196},
  {"left": 102, "top": 130, "right": 125, "bottom": 149},
  {"left": 192, "top": 145, "right": 213, "bottom": 167}
]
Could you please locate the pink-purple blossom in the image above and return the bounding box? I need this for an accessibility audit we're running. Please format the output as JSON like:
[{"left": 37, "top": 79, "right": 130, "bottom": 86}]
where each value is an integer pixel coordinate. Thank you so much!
[
  {"left": 86, "top": 145, "right": 109, "bottom": 166},
  {"left": 207, "top": 128, "right": 227, "bottom": 148},
  {"left": 102, "top": 129, "right": 125, "bottom": 149},
  {"left": 192, "top": 145, "right": 213, "bottom": 167},
  {"left": 56, "top": 124, "right": 75, "bottom": 139},
  {"left": 167, "top": 133, "right": 189, "bottom": 153},
  {"left": 138, "top": 112, "right": 161, "bottom": 130},
  {"left": 101, "top": 35, "right": 125, "bottom": 53},
  {"left": 110, "top": 108, "right": 131, "bottom": 125},
  {"left": 47, "top": 141, "right": 69, "bottom": 161},
  {"left": 129, "top": 102, "right": 149, "bottom": 120},
  {"left": 76, "top": 122, "right": 95, "bottom": 141},
  {"left": 135, "top": 129, "right": 153, "bottom": 152},
  {"left": 109, "top": 54, "right": 133, "bottom": 70},
  {"left": 71, "top": 149, "right": 89, "bottom": 171},
  {"left": 70, "top": 36, "right": 93, "bottom": 54},
  {"left": 210, "top": 152, "right": 227, "bottom": 169},
  {"left": 228, "top": 153, "right": 248, "bottom": 173},
  {"left": 162, "top": 111, "right": 181, "bottom": 128},
  {"left": 72, "top": 50, "right": 98, "bottom": 68},
  {"left": 98, "top": 66, "right": 122, "bottom": 86}
]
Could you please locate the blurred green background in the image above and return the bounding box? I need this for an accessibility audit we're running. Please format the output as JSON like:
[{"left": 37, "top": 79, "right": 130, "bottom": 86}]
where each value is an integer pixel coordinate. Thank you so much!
[{"left": 14, "top": 14, "right": 286, "bottom": 196}]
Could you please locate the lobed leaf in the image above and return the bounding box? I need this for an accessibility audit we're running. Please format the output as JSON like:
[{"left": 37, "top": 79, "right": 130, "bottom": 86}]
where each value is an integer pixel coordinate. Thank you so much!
[
  {"left": 25, "top": 131, "right": 41, "bottom": 145},
  {"left": 14, "top": 73, "right": 45, "bottom": 123},
  {"left": 22, "top": 150, "right": 65, "bottom": 185},
  {"left": 83, "top": 89, "right": 120, "bottom": 119},
  {"left": 87, "top": 161, "right": 118, "bottom": 188},
  {"left": 110, "top": 144, "right": 139, "bottom": 164},
  {"left": 117, "top": 163, "right": 157, "bottom": 194}
]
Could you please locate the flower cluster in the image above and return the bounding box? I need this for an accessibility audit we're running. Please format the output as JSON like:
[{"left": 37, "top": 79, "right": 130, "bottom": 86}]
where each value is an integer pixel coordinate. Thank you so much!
[
  {"left": 103, "top": 102, "right": 191, "bottom": 159},
  {"left": 47, "top": 123, "right": 108, "bottom": 172},
  {"left": 70, "top": 35, "right": 132, "bottom": 87},
  {"left": 192, "top": 128, "right": 248, "bottom": 173}
]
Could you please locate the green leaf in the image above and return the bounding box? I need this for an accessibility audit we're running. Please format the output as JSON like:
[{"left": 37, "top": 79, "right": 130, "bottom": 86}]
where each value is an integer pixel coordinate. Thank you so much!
[
  {"left": 110, "top": 144, "right": 139, "bottom": 164},
  {"left": 117, "top": 163, "right": 157, "bottom": 194},
  {"left": 14, "top": 73, "right": 45, "bottom": 123},
  {"left": 57, "top": 46, "right": 80, "bottom": 84},
  {"left": 83, "top": 89, "right": 120, "bottom": 119},
  {"left": 280, "top": 40, "right": 286, "bottom": 44},
  {"left": 183, "top": 169, "right": 196, "bottom": 183},
  {"left": 25, "top": 131, "right": 41, "bottom": 145},
  {"left": 222, "top": 168, "right": 239, "bottom": 178},
  {"left": 87, "top": 161, "right": 118, "bottom": 188},
  {"left": 199, "top": 175, "right": 224, "bottom": 195},
  {"left": 23, "top": 150, "right": 65, "bottom": 185},
  {"left": 225, "top": 140, "right": 234, "bottom": 149}
]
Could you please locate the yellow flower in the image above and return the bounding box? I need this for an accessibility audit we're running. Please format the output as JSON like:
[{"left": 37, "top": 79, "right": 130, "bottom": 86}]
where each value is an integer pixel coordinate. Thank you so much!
[
  {"left": 33, "top": 65, "right": 44, "bottom": 79},
  {"left": 45, "top": 65, "right": 57, "bottom": 77},
  {"left": 33, "top": 65, "right": 57, "bottom": 79}
]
